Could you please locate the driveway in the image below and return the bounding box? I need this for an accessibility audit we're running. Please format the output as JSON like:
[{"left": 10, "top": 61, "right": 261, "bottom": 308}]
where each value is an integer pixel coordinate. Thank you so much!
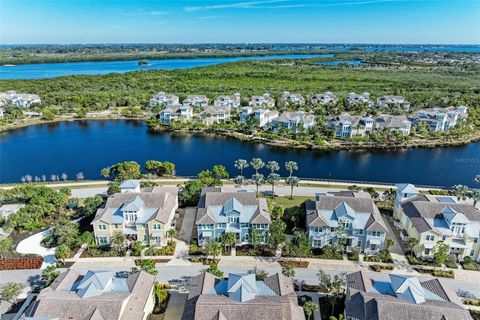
[
  {"left": 163, "top": 292, "right": 188, "bottom": 320},
  {"left": 380, "top": 214, "right": 410, "bottom": 268},
  {"left": 16, "top": 229, "right": 56, "bottom": 269},
  {"left": 178, "top": 207, "right": 196, "bottom": 244}
]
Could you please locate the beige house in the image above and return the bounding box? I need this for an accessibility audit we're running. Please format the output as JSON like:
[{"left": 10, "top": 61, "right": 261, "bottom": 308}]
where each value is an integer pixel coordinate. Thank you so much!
[
  {"left": 25, "top": 269, "right": 155, "bottom": 320},
  {"left": 394, "top": 183, "right": 480, "bottom": 261},
  {"left": 92, "top": 180, "right": 178, "bottom": 247}
]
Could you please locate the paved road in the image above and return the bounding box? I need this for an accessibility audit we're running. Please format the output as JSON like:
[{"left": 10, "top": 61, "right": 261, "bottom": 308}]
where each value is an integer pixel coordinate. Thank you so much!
[{"left": 2, "top": 265, "right": 479, "bottom": 300}]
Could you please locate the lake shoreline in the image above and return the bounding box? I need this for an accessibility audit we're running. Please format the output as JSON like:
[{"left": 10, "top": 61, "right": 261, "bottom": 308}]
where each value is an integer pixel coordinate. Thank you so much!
[{"left": 2, "top": 117, "right": 479, "bottom": 152}]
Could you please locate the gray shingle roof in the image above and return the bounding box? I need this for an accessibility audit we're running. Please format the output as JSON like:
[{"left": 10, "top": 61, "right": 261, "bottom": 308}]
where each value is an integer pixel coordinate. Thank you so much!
[
  {"left": 182, "top": 273, "right": 304, "bottom": 320},
  {"left": 92, "top": 186, "right": 178, "bottom": 225},
  {"left": 345, "top": 271, "right": 472, "bottom": 320},
  {"left": 26, "top": 270, "right": 155, "bottom": 320}
]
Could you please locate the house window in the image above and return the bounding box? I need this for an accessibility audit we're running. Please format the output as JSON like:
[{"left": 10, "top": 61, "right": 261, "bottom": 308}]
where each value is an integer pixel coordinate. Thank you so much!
[
  {"left": 470, "top": 250, "right": 475, "bottom": 257},
  {"left": 357, "top": 240, "right": 362, "bottom": 248},
  {"left": 153, "top": 224, "right": 161, "bottom": 230},
  {"left": 312, "top": 240, "right": 322, "bottom": 247},
  {"left": 98, "top": 237, "right": 108, "bottom": 245},
  {"left": 241, "top": 223, "right": 249, "bottom": 228},
  {"left": 474, "top": 238, "right": 479, "bottom": 244},
  {"left": 425, "top": 248, "right": 431, "bottom": 255},
  {"left": 142, "top": 224, "right": 147, "bottom": 229},
  {"left": 144, "top": 235, "right": 148, "bottom": 242},
  {"left": 153, "top": 237, "right": 161, "bottom": 245},
  {"left": 425, "top": 235, "right": 435, "bottom": 241},
  {"left": 244, "top": 234, "right": 249, "bottom": 242},
  {"left": 216, "top": 223, "right": 226, "bottom": 228},
  {"left": 370, "top": 231, "right": 381, "bottom": 237},
  {"left": 228, "top": 215, "right": 239, "bottom": 223},
  {"left": 114, "top": 224, "right": 120, "bottom": 229},
  {"left": 442, "top": 235, "right": 447, "bottom": 241},
  {"left": 98, "top": 224, "right": 106, "bottom": 230}
]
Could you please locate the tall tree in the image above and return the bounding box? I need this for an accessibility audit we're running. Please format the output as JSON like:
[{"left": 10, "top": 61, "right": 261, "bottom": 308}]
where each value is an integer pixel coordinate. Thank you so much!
[
  {"left": 303, "top": 301, "right": 318, "bottom": 320},
  {"left": 234, "top": 175, "right": 245, "bottom": 188},
  {"left": 266, "top": 161, "right": 280, "bottom": 198},
  {"left": 251, "top": 173, "right": 264, "bottom": 195},
  {"left": 285, "top": 161, "right": 298, "bottom": 177},
  {"left": 268, "top": 219, "right": 286, "bottom": 249},
  {"left": 250, "top": 228, "right": 263, "bottom": 250},
  {"left": 286, "top": 176, "right": 299, "bottom": 199},
  {"left": 408, "top": 237, "right": 419, "bottom": 257},
  {"left": 432, "top": 242, "right": 449, "bottom": 270},
  {"left": 167, "top": 228, "right": 176, "bottom": 244},
  {"left": 453, "top": 184, "right": 470, "bottom": 201},
  {"left": 250, "top": 158, "right": 265, "bottom": 174},
  {"left": 318, "top": 270, "right": 346, "bottom": 316},
  {"left": 282, "top": 265, "right": 295, "bottom": 278},
  {"left": 234, "top": 159, "right": 249, "bottom": 176}
]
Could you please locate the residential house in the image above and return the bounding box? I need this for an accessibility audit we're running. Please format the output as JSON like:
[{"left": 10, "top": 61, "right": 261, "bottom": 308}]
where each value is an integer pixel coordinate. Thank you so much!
[
  {"left": 149, "top": 92, "right": 180, "bottom": 107},
  {"left": 158, "top": 104, "right": 193, "bottom": 124},
  {"left": 240, "top": 106, "right": 279, "bottom": 127},
  {"left": 374, "top": 114, "right": 412, "bottom": 136},
  {"left": 272, "top": 111, "right": 316, "bottom": 132},
  {"left": 345, "top": 92, "right": 374, "bottom": 108},
  {"left": 92, "top": 182, "right": 178, "bottom": 247},
  {"left": 281, "top": 91, "right": 305, "bottom": 106},
  {"left": 376, "top": 95, "right": 411, "bottom": 111},
  {"left": 0, "top": 91, "right": 41, "bottom": 108},
  {"left": 0, "top": 107, "right": 4, "bottom": 120},
  {"left": 25, "top": 269, "right": 156, "bottom": 320},
  {"left": 119, "top": 179, "right": 141, "bottom": 193},
  {"left": 409, "top": 106, "right": 468, "bottom": 132},
  {"left": 345, "top": 270, "right": 472, "bottom": 320},
  {"left": 200, "top": 105, "right": 231, "bottom": 124},
  {"left": 214, "top": 92, "right": 241, "bottom": 108},
  {"left": 327, "top": 113, "right": 375, "bottom": 138},
  {"left": 311, "top": 92, "right": 338, "bottom": 105},
  {"left": 195, "top": 187, "right": 271, "bottom": 246},
  {"left": 0, "top": 204, "right": 24, "bottom": 222},
  {"left": 394, "top": 183, "right": 480, "bottom": 261},
  {"left": 248, "top": 93, "right": 275, "bottom": 108},
  {"left": 182, "top": 272, "right": 305, "bottom": 320},
  {"left": 305, "top": 191, "right": 388, "bottom": 254},
  {"left": 183, "top": 95, "right": 209, "bottom": 108}
]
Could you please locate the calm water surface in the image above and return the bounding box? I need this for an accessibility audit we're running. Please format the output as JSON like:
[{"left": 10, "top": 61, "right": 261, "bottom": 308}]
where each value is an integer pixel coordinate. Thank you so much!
[
  {"left": 1, "top": 120, "right": 478, "bottom": 187},
  {"left": 0, "top": 54, "right": 333, "bottom": 80}
]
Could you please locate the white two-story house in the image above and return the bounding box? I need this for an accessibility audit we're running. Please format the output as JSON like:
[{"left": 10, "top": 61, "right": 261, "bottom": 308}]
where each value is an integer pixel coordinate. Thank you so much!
[
  {"left": 240, "top": 107, "right": 279, "bottom": 127},
  {"left": 214, "top": 92, "right": 241, "bottom": 108},
  {"left": 306, "top": 191, "right": 388, "bottom": 254},
  {"left": 182, "top": 95, "right": 209, "bottom": 108},
  {"left": 311, "top": 92, "right": 338, "bottom": 105},
  {"left": 281, "top": 91, "right": 305, "bottom": 106},
  {"left": 149, "top": 92, "right": 180, "bottom": 107},
  {"left": 158, "top": 104, "right": 193, "bottom": 124},
  {"left": 272, "top": 111, "right": 316, "bottom": 132},
  {"left": 195, "top": 187, "right": 271, "bottom": 246},
  {"left": 248, "top": 93, "right": 275, "bottom": 108}
]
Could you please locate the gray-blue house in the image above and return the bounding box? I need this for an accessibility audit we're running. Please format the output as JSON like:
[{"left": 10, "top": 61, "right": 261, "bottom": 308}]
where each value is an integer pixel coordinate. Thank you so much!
[
  {"left": 305, "top": 191, "right": 389, "bottom": 255},
  {"left": 195, "top": 188, "right": 271, "bottom": 246}
]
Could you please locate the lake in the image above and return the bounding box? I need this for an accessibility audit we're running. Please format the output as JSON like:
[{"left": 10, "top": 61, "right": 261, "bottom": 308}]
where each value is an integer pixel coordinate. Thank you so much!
[
  {"left": 0, "top": 54, "right": 333, "bottom": 80},
  {"left": 0, "top": 120, "right": 478, "bottom": 187}
]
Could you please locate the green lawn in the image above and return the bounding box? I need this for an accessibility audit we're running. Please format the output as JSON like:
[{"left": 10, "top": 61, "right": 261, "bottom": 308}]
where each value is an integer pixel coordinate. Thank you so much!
[{"left": 271, "top": 196, "right": 314, "bottom": 208}]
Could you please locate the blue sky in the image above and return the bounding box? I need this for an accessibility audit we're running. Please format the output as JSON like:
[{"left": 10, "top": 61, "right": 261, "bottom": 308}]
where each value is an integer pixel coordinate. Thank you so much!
[{"left": 1, "top": 0, "right": 479, "bottom": 44}]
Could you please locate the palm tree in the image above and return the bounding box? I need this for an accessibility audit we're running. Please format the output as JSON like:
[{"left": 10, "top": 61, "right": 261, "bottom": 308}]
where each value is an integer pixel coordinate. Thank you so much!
[
  {"left": 385, "top": 238, "right": 396, "bottom": 252},
  {"left": 206, "top": 241, "right": 222, "bottom": 261},
  {"left": 408, "top": 237, "right": 419, "bottom": 257},
  {"left": 303, "top": 301, "right": 318, "bottom": 320},
  {"left": 285, "top": 161, "right": 298, "bottom": 177},
  {"left": 469, "top": 189, "right": 480, "bottom": 207},
  {"left": 167, "top": 228, "right": 176, "bottom": 244},
  {"left": 234, "top": 159, "right": 249, "bottom": 176},
  {"left": 251, "top": 173, "right": 264, "bottom": 195},
  {"left": 234, "top": 175, "right": 245, "bottom": 188},
  {"left": 453, "top": 184, "right": 470, "bottom": 201},
  {"left": 282, "top": 265, "right": 295, "bottom": 278},
  {"left": 111, "top": 231, "right": 126, "bottom": 250},
  {"left": 286, "top": 176, "right": 299, "bottom": 199},
  {"left": 250, "top": 158, "right": 265, "bottom": 174},
  {"left": 267, "top": 173, "right": 280, "bottom": 198}
]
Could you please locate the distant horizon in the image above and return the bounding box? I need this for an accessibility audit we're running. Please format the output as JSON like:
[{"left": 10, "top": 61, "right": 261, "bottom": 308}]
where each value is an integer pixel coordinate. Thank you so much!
[
  {"left": 1, "top": 0, "right": 479, "bottom": 45},
  {"left": 1, "top": 42, "right": 480, "bottom": 47}
]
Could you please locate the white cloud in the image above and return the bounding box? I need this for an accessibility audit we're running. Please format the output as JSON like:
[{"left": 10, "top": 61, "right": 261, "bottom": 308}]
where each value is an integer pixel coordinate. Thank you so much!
[{"left": 184, "top": 0, "right": 289, "bottom": 12}]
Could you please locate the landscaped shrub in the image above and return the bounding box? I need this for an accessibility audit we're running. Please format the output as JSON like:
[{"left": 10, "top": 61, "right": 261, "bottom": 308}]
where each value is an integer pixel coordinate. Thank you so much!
[
  {"left": 432, "top": 269, "right": 454, "bottom": 278},
  {"left": 188, "top": 243, "right": 204, "bottom": 255},
  {"left": 347, "top": 252, "right": 359, "bottom": 261},
  {"left": 83, "top": 246, "right": 126, "bottom": 257},
  {"left": 144, "top": 241, "right": 176, "bottom": 256},
  {"left": 364, "top": 255, "right": 380, "bottom": 262},
  {"left": 445, "top": 254, "right": 458, "bottom": 269},
  {"left": 153, "top": 282, "right": 170, "bottom": 314},
  {"left": 461, "top": 256, "right": 480, "bottom": 271},
  {"left": 312, "top": 246, "right": 343, "bottom": 260},
  {"left": 370, "top": 264, "right": 394, "bottom": 272},
  {"left": 407, "top": 255, "right": 438, "bottom": 266},
  {"left": 464, "top": 299, "right": 480, "bottom": 306}
]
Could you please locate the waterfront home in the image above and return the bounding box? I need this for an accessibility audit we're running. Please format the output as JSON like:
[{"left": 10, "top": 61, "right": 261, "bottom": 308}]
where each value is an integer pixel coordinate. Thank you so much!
[
  {"left": 311, "top": 92, "right": 338, "bottom": 105},
  {"left": 182, "top": 272, "right": 304, "bottom": 320},
  {"left": 92, "top": 183, "right": 178, "bottom": 247},
  {"left": 409, "top": 106, "right": 468, "bottom": 132},
  {"left": 119, "top": 179, "right": 141, "bottom": 193},
  {"left": 345, "top": 92, "right": 374, "bottom": 108},
  {"left": 281, "top": 91, "right": 305, "bottom": 106},
  {"left": 158, "top": 104, "right": 193, "bottom": 124},
  {"left": 305, "top": 191, "right": 388, "bottom": 254},
  {"left": 272, "top": 111, "right": 316, "bottom": 132},
  {"left": 327, "top": 113, "right": 375, "bottom": 138},
  {"left": 0, "top": 203, "right": 24, "bottom": 222},
  {"left": 394, "top": 183, "right": 480, "bottom": 261},
  {"left": 345, "top": 270, "right": 472, "bottom": 320},
  {"left": 374, "top": 114, "right": 412, "bottom": 136},
  {"left": 248, "top": 92, "right": 275, "bottom": 108},
  {"left": 200, "top": 105, "right": 231, "bottom": 124},
  {"left": 195, "top": 187, "right": 271, "bottom": 246},
  {"left": 214, "top": 92, "right": 241, "bottom": 108},
  {"left": 0, "top": 90, "right": 41, "bottom": 108},
  {"left": 240, "top": 106, "right": 279, "bottom": 127},
  {"left": 183, "top": 95, "right": 209, "bottom": 108},
  {"left": 0, "top": 107, "right": 4, "bottom": 119},
  {"left": 25, "top": 269, "right": 156, "bottom": 320},
  {"left": 149, "top": 92, "right": 180, "bottom": 107},
  {"left": 376, "top": 95, "right": 411, "bottom": 111}
]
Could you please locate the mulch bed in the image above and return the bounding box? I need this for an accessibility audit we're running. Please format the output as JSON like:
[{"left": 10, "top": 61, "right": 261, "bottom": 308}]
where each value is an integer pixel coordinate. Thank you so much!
[{"left": 279, "top": 260, "right": 309, "bottom": 268}]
